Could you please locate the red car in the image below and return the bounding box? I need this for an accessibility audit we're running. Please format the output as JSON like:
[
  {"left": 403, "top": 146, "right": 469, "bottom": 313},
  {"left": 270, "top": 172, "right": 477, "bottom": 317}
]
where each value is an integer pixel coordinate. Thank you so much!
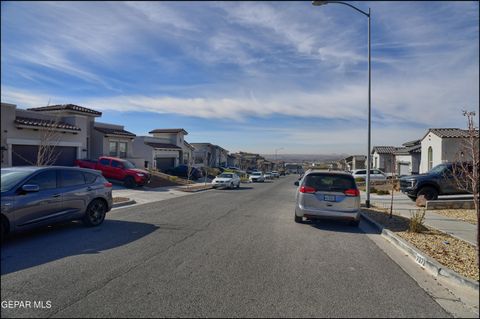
[{"left": 75, "top": 156, "right": 150, "bottom": 188}]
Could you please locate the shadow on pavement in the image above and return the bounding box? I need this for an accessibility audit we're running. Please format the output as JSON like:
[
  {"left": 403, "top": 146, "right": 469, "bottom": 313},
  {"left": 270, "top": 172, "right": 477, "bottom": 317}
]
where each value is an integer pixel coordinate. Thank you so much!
[
  {"left": 304, "top": 218, "right": 381, "bottom": 235},
  {"left": 1, "top": 219, "right": 158, "bottom": 275},
  {"left": 213, "top": 186, "right": 254, "bottom": 191}
]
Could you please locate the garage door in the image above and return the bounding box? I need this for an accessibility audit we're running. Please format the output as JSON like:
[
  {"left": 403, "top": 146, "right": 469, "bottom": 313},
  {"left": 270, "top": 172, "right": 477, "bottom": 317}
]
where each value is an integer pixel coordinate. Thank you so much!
[
  {"left": 12, "top": 145, "right": 77, "bottom": 166},
  {"left": 398, "top": 163, "right": 410, "bottom": 176},
  {"left": 155, "top": 158, "right": 175, "bottom": 171}
]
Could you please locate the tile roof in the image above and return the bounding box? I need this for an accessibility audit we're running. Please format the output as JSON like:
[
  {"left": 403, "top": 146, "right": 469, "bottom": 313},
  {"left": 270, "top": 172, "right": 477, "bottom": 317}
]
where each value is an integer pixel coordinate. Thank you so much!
[
  {"left": 393, "top": 147, "right": 409, "bottom": 155},
  {"left": 402, "top": 139, "right": 421, "bottom": 147},
  {"left": 27, "top": 104, "right": 102, "bottom": 116},
  {"left": 426, "top": 128, "right": 479, "bottom": 139},
  {"left": 372, "top": 146, "right": 398, "bottom": 154},
  {"left": 145, "top": 142, "right": 181, "bottom": 150},
  {"left": 15, "top": 116, "right": 81, "bottom": 131},
  {"left": 408, "top": 145, "right": 421, "bottom": 153},
  {"left": 149, "top": 128, "right": 188, "bottom": 135},
  {"left": 94, "top": 127, "right": 136, "bottom": 137}
]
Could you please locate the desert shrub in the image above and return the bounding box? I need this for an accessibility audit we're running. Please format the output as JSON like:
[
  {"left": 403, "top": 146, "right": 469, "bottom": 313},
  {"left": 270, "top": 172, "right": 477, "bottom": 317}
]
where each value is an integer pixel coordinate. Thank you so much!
[
  {"left": 409, "top": 209, "right": 426, "bottom": 233},
  {"left": 376, "top": 190, "right": 390, "bottom": 195}
]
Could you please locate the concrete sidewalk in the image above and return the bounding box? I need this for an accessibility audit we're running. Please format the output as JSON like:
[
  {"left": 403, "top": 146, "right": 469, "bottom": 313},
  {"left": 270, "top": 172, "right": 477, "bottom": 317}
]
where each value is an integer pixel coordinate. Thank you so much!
[
  {"left": 361, "top": 191, "right": 478, "bottom": 247},
  {"left": 112, "top": 184, "right": 192, "bottom": 206}
]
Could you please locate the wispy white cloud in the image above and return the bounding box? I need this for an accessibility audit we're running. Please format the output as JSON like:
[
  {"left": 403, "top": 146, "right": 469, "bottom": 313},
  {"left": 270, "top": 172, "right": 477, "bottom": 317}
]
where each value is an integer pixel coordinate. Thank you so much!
[{"left": 1, "top": 1, "right": 478, "bottom": 154}]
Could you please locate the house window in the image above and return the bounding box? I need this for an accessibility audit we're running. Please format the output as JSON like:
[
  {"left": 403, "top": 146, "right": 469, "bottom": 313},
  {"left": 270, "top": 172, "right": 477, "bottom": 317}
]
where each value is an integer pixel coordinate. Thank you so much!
[
  {"left": 119, "top": 142, "right": 127, "bottom": 158},
  {"left": 428, "top": 146, "right": 433, "bottom": 171},
  {"left": 109, "top": 142, "right": 117, "bottom": 157}
]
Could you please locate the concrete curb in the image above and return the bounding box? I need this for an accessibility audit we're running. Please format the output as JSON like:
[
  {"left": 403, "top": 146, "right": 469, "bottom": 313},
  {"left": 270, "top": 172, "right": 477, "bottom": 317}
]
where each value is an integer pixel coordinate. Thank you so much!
[
  {"left": 112, "top": 199, "right": 137, "bottom": 208},
  {"left": 360, "top": 212, "right": 479, "bottom": 292},
  {"left": 180, "top": 187, "right": 213, "bottom": 193}
]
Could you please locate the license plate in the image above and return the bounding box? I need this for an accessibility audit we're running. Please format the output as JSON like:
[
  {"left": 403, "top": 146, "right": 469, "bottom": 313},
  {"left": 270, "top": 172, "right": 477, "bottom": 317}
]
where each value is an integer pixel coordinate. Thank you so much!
[{"left": 324, "top": 195, "right": 336, "bottom": 202}]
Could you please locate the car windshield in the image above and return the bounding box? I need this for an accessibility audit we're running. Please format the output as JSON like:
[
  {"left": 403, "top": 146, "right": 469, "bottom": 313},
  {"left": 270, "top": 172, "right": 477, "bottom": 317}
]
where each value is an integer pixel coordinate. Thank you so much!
[
  {"left": 1, "top": 170, "right": 33, "bottom": 192},
  {"left": 429, "top": 164, "right": 448, "bottom": 174},
  {"left": 251, "top": 172, "right": 262, "bottom": 176},
  {"left": 218, "top": 173, "right": 233, "bottom": 178},
  {"left": 122, "top": 160, "right": 136, "bottom": 169},
  {"left": 304, "top": 173, "right": 356, "bottom": 192}
]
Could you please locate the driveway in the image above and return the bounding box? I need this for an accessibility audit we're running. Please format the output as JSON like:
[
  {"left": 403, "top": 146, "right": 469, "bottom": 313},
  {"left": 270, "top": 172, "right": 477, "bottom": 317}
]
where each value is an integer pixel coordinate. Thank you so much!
[{"left": 112, "top": 183, "right": 192, "bottom": 206}]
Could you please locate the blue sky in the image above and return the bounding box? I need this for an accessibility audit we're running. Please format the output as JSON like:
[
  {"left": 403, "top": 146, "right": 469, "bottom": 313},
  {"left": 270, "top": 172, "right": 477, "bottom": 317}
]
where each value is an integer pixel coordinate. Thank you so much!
[{"left": 1, "top": 1, "right": 478, "bottom": 155}]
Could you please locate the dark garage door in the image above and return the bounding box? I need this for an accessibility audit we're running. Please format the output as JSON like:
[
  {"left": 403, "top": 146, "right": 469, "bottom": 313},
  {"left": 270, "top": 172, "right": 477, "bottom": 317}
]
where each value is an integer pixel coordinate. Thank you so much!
[
  {"left": 155, "top": 158, "right": 175, "bottom": 171},
  {"left": 12, "top": 145, "right": 77, "bottom": 166}
]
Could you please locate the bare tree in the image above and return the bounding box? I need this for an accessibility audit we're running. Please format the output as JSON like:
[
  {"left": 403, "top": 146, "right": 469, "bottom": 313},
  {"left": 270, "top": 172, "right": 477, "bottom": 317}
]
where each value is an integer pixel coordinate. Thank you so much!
[
  {"left": 36, "top": 116, "right": 63, "bottom": 166},
  {"left": 12, "top": 115, "right": 64, "bottom": 166},
  {"left": 451, "top": 111, "right": 479, "bottom": 258},
  {"left": 389, "top": 153, "right": 397, "bottom": 219}
]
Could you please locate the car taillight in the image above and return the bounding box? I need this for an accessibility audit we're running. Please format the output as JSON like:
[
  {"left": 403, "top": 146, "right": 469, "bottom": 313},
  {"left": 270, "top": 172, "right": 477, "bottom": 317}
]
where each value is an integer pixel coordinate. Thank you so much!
[
  {"left": 104, "top": 182, "right": 113, "bottom": 188},
  {"left": 299, "top": 186, "right": 316, "bottom": 193},
  {"left": 344, "top": 189, "right": 360, "bottom": 197}
]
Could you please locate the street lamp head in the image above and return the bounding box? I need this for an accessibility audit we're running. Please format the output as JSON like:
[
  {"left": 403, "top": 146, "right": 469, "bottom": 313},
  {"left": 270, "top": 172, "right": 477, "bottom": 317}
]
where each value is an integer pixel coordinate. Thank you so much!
[{"left": 312, "top": 1, "right": 329, "bottom": 6}]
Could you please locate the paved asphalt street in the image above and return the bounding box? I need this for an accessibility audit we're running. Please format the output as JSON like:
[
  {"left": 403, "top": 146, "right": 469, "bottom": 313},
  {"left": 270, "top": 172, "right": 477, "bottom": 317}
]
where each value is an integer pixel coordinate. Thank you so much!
[{"left": 1, "top": 175, "right": 451, "bottom": 318}]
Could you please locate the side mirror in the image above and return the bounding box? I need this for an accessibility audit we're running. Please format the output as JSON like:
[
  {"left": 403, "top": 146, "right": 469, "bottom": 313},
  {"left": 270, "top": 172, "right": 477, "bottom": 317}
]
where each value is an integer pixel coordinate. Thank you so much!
[
  {"left": 294, "top": 181, "right": 299, "bottom": 186},
  {"left": 22, "top": 184, "right": 40, "bottom": 192}
]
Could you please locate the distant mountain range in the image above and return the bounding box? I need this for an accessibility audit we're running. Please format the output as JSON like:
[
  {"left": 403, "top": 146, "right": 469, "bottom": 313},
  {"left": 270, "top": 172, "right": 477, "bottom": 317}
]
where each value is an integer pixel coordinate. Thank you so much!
[{"left": 261, "top": 153, "right": 350, "bottom": 162}]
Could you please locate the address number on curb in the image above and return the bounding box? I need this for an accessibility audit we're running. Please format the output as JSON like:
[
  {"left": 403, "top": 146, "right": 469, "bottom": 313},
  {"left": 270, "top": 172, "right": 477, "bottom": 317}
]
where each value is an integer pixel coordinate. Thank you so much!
[{"left": 415, "top": 254, "right": 426, "bottom": 267}]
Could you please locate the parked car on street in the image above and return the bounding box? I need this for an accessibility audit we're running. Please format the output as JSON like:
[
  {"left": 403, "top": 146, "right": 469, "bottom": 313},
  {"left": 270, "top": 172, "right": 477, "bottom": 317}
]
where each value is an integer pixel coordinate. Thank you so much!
[
  {"left": 1, "top": 166, "right": 113, "bottom": 240},
  {"left": 75, "top": 156, "right": 150, "bottom": 188},
  {"left": 249, "top": 171, "right": 265, "bottom": 183},
  {"left": 212, "top": 173, "right": 241, "bottom": 189},
  {"left": 271, "top": 171, "right": 280, "bottom": 178},
  {"left": 294, "top": 170, "right": 360, "bottom": 226},
  {"left": 264, "top": 172, "right": 274, "bottom": 180},
  {"left": 399, "top": 162, "right": 473, "bottom": 201},
  {"left": 351, "top": 169, "right": 387, "bottom": 181},
  {"left": 165, "top": 165, "right": 203, "bottom": 180}
]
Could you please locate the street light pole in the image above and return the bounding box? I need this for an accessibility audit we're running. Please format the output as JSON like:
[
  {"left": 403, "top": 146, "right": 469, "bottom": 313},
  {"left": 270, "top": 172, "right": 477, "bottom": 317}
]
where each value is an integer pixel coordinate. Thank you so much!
[{"left": 312, "top": 1, "right": 372, "bottom": 207}]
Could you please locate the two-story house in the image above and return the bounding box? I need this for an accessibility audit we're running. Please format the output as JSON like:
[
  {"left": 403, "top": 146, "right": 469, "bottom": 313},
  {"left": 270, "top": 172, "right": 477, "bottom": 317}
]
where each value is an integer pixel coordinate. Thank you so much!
[
  {"left": 132, "top": 128, "right": 189, "bottom": 171},
  {"left": 1, "top": 103, "right": 95, "bottom": 167}
]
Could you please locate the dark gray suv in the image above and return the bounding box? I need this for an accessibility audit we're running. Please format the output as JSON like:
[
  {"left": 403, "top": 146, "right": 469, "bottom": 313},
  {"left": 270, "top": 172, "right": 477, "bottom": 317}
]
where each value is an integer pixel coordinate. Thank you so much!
[{"left": 1, "top": 166, "right": 113, "bottom": 240}]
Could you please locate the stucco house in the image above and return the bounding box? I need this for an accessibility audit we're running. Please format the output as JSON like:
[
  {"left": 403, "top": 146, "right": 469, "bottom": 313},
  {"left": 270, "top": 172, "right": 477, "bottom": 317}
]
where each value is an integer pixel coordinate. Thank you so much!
[
  {"left": 1, "top": 103, "right": 144, "bottom": 167},
  {"left": 191, "top": 143, "right": 229, "bottom": 168},
  {"left": 341, "top": 155, "right": 366, "bottom": 171},
  {"left": 393, "top": 139, "right": 421, "bottom": 176},
  {"left": 1, "top": 103, "right": 96, "bottom": 167},
  {"left": 371, "top": 147, "right": 398, "bottom": 174},
  {"left": 227, "top": 154, "right": 240, "bottom": 168},
  {"left": 133, "top": 128, "right": 189, "bottom": 171},
  {"left": 231, "top": 151, "right": 264, "bottom": 171},
  {"left": 91, "top": 122, "right": 136, "bottom": 160},
  {"left": 419, "top": 128, "right": 479, "bottom": 173}
]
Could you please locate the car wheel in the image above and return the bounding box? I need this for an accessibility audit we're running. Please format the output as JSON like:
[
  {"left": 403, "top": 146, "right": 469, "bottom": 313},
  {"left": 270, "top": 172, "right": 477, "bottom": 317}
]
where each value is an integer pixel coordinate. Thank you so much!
[
  {"left": 83, "top": 199, "right": 107, "bottom": 227},
  {"left": 124, "top": 176, "right": 136, "bottom": 188},
  {"left": 236, "top": 182, "right": 240, "bottom": 189},
  {"left": 417, "top": 186, "right": 438, "bottom": 201},
  {"left": 229, "top": 182, "right": 234, "bottom": 189},
  {"left": 294, "top": 215, "right": 303, "bottom": 223}
]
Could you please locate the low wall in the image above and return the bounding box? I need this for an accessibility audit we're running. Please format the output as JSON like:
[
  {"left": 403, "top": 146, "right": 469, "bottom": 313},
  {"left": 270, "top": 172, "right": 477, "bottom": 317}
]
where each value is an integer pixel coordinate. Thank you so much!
[{"left": 426, "top": 200, "right": 475, "bottom": 210}]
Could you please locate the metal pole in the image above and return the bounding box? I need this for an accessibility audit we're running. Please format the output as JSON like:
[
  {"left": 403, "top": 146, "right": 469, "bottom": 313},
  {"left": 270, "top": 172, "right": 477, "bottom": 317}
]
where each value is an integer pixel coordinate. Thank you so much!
[{"left": 366, "top": 8, "right": 371, "bottom": 208}]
